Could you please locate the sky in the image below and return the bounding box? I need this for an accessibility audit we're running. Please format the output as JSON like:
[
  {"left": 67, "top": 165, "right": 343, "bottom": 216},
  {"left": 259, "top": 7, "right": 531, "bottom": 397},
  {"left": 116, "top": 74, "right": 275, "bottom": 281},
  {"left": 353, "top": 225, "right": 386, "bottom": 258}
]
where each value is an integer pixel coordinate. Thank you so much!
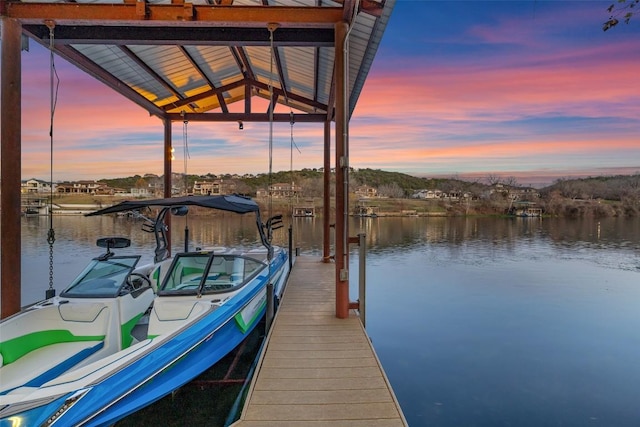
[{"left": 13, "top": 0, "right": 640, "bottom": 186}]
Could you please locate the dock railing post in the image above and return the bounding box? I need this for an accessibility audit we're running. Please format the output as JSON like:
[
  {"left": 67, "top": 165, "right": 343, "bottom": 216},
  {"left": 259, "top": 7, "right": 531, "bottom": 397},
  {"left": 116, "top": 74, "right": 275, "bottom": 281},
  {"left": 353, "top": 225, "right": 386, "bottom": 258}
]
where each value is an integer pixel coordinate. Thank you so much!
[
  {"left": 288, "top": 224, "right": 293, "bottom": 270},
  {"left": 358, "top": 232, "right": 366, "bottom": 328},
  {"left": 266, "top": 282, "right": 274, "bottom": 332}
]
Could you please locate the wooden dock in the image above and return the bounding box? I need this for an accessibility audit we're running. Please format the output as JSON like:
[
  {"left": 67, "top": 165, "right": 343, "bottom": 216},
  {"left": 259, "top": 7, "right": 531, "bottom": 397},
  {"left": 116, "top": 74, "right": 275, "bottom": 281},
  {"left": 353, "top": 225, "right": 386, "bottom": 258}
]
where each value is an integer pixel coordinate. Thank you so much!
[{"left": 232, "top": 256, "right": 407, "bottom": 426}]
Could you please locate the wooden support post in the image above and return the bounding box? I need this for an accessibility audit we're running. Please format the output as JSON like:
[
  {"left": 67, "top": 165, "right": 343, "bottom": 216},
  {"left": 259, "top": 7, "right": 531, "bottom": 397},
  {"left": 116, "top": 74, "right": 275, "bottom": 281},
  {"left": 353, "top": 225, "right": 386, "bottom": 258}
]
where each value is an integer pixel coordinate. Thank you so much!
[
  {"left": 164, "top": 118, "right": 172, "bottom": 199},
  {"left": 163, "top": 118, "right": 172, "bottom": 255},
  {"left": 334, "top": 21, "right": 349, "bottom": 319},
  {"left": 322, "top": 119, "right": 331, "bottom": 262},
  {"left": 1, "top": 17, "right": 23, "bottom": 318}
]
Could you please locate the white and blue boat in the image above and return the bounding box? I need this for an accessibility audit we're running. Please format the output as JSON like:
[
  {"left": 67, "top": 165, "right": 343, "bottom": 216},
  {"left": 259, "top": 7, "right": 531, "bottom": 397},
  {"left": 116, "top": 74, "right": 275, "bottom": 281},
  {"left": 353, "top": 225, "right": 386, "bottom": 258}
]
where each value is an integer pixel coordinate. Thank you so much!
[{"left": 0, "top": 195, "right": 290, "bottom": 426}]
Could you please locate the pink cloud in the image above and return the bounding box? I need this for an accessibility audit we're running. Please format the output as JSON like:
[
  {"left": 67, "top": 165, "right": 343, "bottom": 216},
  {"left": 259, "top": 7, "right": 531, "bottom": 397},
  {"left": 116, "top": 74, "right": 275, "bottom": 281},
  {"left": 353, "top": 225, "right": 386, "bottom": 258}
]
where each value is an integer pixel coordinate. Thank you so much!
[
  {"left": 17, "top": 12, "right": 640, "bottom": 182},
  {"left": 359, "top": 42, "right": 639, "bottom": 120}
]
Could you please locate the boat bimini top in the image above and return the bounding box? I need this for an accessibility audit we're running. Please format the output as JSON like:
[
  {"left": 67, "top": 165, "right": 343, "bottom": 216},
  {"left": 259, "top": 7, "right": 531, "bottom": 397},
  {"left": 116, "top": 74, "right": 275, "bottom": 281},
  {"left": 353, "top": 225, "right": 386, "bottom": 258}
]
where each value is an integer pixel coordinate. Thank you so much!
[{"left": 87, "top": 195, "right": 282, "bottom": 261}]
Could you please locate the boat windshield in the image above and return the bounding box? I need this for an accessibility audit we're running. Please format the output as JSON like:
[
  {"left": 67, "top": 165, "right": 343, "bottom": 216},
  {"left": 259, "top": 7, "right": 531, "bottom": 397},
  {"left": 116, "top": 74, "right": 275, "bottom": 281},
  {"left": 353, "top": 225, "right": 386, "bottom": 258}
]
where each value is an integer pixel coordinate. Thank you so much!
[
  {"left": 61, "top": 256, "right": 141, "bottom": 298},
  {"left": 159, "top": 252, "right": 265, "bottom": 296}
]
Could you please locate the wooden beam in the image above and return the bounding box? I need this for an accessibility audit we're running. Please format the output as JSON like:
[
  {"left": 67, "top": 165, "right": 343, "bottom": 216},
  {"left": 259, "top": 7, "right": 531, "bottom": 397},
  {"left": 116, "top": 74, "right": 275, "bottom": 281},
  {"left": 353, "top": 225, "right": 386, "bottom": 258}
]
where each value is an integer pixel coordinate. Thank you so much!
[
  {"left": 323, "top": 120, "right": 332, "bottom": 263},
  {"left": 332, "top": 0, "right": 385, "bottom": 18},
  {"left": 165, "top": 112, "right": 326, "bottom": 122},
  {"left": 6, "top": 3, "right": 343, "bottom": 28},
  {"left": 252, "top": 80, "right": 328, "bottom": 111},
  {"left": 343, "top": 0, "right": 357, "bottom": 22},
  {"left": 165, "top": 77, "right": 328, "bottom": 114},
  {"left": 359, "top": 0, "right": 385, "bottom": 18}
]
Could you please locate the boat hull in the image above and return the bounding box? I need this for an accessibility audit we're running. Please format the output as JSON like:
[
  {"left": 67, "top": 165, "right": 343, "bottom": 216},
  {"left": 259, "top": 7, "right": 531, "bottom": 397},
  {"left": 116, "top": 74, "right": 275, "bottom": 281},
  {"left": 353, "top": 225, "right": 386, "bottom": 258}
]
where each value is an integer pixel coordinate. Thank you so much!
[{"left": 0, "top": 250, "right": 288, "bottom": 427}]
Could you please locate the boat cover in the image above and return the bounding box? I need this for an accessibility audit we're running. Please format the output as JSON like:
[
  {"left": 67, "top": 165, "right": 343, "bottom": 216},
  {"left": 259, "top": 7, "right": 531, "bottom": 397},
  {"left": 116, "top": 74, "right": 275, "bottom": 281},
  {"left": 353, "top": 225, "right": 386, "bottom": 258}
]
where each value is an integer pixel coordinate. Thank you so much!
[{"left": 86, "top": 195, "right": 259, "bottom": 216}]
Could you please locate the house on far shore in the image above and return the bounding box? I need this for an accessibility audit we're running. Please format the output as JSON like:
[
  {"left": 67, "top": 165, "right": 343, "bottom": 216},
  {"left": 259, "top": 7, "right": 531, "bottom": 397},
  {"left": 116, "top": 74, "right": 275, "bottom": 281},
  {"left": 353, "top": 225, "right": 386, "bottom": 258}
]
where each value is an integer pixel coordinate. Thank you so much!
[
  {"left": 412, "top": 189, "right": 443, "bottom": 199},
  {"left": 192, "top": 179, "right": 236, "bottom": 196},
  {"left": 130, "top": 187, "right": 152, "bottom": 198},
  {"left": 256, "top": 182, "right": 300, "bottom": 199},
  {"left": 56, "top": 181, "right": 113, "bottom": 195},
  {"left": 21, "top": 178, "right": 54, "bottom": 194},
  {"left": 355, "top": 185, "right": 377, "bottom": 198}
]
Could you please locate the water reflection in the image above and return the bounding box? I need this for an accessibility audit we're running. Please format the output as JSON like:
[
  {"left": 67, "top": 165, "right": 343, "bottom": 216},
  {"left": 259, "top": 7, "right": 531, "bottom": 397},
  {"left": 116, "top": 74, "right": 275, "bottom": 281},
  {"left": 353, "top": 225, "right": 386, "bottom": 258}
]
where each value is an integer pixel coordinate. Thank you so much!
[
  {"left": 20, "top": 216, "right": 640, "bottom": 301},
  {"left": 17, "top": 214, "right": 640, "bottom": 426},
  {"left": 349, "top": 217, "right": 640, "bottom": 263},
  {"left": 388, "top": 217, "right": 637, "bottom": 247}
]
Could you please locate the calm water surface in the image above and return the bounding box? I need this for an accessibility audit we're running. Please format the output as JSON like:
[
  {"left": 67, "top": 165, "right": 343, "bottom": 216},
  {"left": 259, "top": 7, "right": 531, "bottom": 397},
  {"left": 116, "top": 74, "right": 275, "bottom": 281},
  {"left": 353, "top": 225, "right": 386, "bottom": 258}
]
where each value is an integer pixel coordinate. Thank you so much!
[{"left": 18, "top": 215, "right": 640, "bottom": 426}]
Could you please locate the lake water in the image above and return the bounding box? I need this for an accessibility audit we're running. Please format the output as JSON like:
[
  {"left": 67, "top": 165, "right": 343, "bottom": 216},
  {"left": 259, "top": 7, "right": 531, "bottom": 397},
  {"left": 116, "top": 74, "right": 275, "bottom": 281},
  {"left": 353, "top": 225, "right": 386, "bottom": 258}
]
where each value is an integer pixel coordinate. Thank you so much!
[{"left": 17, "top": 214, "right": 640, "bottom": 426}]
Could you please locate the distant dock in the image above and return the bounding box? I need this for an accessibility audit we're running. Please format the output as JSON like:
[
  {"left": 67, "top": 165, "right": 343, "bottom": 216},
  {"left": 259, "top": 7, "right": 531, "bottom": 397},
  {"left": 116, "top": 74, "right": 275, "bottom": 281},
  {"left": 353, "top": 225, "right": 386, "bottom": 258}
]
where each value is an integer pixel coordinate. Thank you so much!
[{"left": 232, "top": 256, "right": 407, "bottom": 426}]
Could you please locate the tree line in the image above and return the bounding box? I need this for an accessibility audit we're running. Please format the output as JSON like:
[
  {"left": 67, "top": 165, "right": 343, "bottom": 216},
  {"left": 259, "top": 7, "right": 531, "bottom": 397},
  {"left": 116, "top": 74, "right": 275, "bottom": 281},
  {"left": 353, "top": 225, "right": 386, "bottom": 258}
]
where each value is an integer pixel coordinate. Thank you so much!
[{"left": 98, "top": 169, "right": 639, "bottom": 201}]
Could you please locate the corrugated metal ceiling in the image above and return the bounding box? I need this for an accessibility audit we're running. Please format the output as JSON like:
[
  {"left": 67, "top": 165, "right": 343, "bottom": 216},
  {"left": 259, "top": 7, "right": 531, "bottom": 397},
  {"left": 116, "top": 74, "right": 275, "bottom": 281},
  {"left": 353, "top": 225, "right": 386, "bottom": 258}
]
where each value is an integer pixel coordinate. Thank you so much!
[{"left": 9, "top": 0, "right": 395, "bottom": 122}]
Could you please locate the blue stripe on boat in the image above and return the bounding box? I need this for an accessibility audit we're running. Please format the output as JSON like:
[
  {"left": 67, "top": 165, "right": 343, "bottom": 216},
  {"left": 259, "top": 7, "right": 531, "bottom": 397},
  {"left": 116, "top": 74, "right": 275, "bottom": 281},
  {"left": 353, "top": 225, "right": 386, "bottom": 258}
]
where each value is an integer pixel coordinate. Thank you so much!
[{"left": 22, "top": 341, "right": 105, "bottom": 388}]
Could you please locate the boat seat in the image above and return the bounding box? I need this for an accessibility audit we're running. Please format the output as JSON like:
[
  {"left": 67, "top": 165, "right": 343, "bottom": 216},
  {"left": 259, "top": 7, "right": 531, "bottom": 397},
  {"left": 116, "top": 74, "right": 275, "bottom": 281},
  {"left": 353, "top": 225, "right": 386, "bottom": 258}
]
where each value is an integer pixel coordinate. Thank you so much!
[
  {"left": 151, "top": 300, "right": 207, "bottom": 322},
  {"left": 0, "top": 303, "right": 111, "bottom": 394},
  {"left": 59, "top": 301, "right": 107, "bottom": 322},
  {"left": 147, "top": 299, "right": 211, "bottom": 337},
  {"left": 0, "top": 304, "right": 109, "bottom": 363},
  {"left": 0, "top": 340, "right": 104, "bottom": 394}
]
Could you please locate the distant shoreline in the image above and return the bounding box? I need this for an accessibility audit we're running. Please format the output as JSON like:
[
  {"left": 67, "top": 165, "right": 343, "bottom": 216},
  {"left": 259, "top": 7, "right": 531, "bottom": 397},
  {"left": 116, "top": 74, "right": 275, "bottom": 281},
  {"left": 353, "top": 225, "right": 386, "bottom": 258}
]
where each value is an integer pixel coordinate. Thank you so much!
[{"left": 21, "top": 194, "right": 639, "bottom": 218}]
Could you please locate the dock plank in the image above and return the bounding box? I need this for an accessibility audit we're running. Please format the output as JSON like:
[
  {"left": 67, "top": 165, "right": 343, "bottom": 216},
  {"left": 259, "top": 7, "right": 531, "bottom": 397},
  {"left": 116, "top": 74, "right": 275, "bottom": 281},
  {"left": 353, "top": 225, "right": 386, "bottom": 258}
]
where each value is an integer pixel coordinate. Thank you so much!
[
  {"left": 231, "top": 256, "right": 407, "bottom": 426},
  {"left": 249, "top": 389, "right": 393, "bottom": 405}
]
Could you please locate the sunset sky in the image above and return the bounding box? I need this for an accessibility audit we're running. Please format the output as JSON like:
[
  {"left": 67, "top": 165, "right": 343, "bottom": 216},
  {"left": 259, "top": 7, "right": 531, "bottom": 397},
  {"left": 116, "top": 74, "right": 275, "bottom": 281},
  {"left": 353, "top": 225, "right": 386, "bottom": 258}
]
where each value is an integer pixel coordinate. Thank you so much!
[{"left": 17, "top": 0, "right": 640, "bottom": 186}]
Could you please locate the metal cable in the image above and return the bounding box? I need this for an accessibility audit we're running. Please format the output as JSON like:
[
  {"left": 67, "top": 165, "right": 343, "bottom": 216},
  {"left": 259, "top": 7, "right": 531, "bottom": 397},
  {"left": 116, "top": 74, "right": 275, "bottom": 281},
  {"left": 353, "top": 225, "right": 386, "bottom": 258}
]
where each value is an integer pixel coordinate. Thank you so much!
[
  {"left": 268, "top": 25, "right": 276, "bottom": 237},
  {"left": 46, "top": 21, "right": 59, "bottom": 297}
]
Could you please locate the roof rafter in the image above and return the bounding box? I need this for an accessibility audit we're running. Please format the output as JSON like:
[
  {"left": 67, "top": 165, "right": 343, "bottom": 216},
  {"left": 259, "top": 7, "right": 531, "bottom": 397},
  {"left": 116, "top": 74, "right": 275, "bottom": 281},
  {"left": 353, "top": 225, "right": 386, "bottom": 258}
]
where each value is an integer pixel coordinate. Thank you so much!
[
  {"left": 162, "top": 78, "right": 246, "bottom": 112},
  {"left": 118, "top": 45, "right": 185, "bottom": 104},
  {"left": 252, "top": 80, "right": 327, "bottom": 112},
  {"left": 19, "top": 33, "right": 166, "bottom": 117},
  {"left": 177, "top": 46, "right": 229, "bottom": 113},
  {"left": 9, "top": 0, "right": 394, "bottom": 123}
]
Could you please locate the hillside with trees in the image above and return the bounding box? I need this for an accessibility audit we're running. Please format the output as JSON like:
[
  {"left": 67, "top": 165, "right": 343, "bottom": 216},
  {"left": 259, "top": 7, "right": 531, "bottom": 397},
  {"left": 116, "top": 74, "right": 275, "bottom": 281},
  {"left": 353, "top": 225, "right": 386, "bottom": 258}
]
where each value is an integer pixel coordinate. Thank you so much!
[
  {"left": 541, "top": 175, "right": 640, "bottom": 201},
  {"left": 91, "top": 169, "right": 640, "bottom": 218},
  {"left": 539, "top": 174, "right": 640, "bottom": 217}
]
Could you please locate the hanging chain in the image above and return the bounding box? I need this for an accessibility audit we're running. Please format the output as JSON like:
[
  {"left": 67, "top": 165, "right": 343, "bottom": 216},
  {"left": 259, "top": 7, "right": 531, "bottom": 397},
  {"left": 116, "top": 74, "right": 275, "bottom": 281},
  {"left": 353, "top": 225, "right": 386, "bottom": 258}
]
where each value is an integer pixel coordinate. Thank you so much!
[
  {"left": 181, "top": 112, "right": 191, "bottom": 252},
  {"left": 46, "top": 20, "right": 58, "bottom": 297}
]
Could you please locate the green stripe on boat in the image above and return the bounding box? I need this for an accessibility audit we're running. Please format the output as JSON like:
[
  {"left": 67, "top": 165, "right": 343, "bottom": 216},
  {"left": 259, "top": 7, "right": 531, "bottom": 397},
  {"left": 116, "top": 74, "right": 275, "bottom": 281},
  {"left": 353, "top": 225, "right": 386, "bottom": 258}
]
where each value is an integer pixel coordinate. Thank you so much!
[
  {"left": 121, "top": 313, "right": 145, "bottom": 349},
  {"left": 0, "top": 330, "right": 105, "bottom": 365},
  {"left": 234, "top": 299, "right": 267, "bottom": 334}
]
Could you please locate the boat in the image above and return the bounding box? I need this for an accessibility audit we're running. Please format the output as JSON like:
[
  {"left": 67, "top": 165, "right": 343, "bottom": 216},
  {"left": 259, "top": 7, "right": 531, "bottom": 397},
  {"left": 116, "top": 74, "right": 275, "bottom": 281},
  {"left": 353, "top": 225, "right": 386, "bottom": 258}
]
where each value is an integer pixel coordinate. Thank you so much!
[
  {"left": 516, "top": 207, "right": 542, "bottom": 217},
  {"left": 0, "top": 195, "right": 290, "bottom": 427},
  {"left": 508, "top": 201, "right": 542, "bottom": 218},
  {"left": 0, "top": 236, "right": 156, "bottom": 391},
  {"left": 22, "top": 207, "right": 40, "bottom": 216}
]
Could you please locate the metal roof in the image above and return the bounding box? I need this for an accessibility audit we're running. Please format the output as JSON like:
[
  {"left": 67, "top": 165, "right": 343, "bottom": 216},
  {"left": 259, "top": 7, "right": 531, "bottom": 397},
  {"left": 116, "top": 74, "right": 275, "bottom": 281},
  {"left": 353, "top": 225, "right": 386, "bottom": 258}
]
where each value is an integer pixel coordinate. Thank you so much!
[{"left": 6, "top": 0, "right": 395, "bottom": 123}]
